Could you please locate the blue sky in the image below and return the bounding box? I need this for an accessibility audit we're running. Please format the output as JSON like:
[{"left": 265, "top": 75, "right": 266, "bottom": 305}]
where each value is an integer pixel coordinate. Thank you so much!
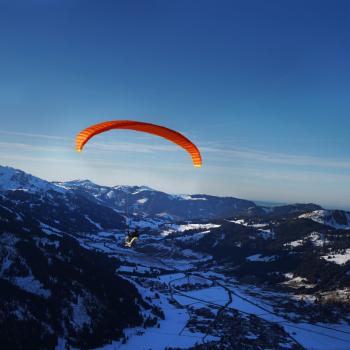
[{"left": 0, "top": 0, "right": 350, "bottom": 209}]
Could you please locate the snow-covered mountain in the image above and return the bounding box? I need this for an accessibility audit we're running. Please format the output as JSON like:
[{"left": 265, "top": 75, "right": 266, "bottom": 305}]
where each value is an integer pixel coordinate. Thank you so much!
[
  {"left": 299, "top": 209, "right": 350, "bottom": 230},
  {"left": 0, "top": 165, "right": 64, "bottom": 194},
  {"left": 245, "top": 202, "right": 323, "bottom": 218},
  {"left": 1, "top": 164, "right": 323, "bottom": 223},
  {"left": 55, "top": 179, "right": 324, "bottom": 222},
  {"left": 55, "top": 179, "right": 258, "bottom": 220},
  {"left": 0, "top": 166, "right": 126, "bottom": 234}
]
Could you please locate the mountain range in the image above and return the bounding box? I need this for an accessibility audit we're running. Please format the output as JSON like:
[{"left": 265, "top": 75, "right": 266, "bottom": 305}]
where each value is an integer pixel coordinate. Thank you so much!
[
  {"left": 2, "top": 165, "right": 347, "bottom": 226},
  {"left": 1, "top": 164, "right": 350, "bottom": 349}
]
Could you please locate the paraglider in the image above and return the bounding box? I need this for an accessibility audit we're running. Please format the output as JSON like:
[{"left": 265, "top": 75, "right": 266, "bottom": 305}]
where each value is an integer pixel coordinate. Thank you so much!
[
  {"left": 76, "top": 120, "right": 202, "bottom": 167},
  {"left": 76, "top": 120, "right": 202, "bottom": 247},
  {"left": 124, "top": 228, "right": 139, "bottom": 248}
]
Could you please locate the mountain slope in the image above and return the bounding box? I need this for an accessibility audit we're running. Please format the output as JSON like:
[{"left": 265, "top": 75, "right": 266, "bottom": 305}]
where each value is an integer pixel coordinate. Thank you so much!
[
  {"left": 299, "top": 210, "right": 350, "bottom": 230},
  {"left": 0, "top": 167, "right": 126, "bottom": 234},
  {"left": 0, "top": 227, "right": 146, "bottom": 349},
  {"left": 56, "top": 179, "right": 325, "bottom": 222},
  {"left": 0, "top": 165, "right": 64, "bottom": 194}
]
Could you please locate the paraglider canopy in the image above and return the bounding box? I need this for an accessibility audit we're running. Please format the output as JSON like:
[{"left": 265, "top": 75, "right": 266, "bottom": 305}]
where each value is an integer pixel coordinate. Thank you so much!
[{"left": 76, "top": 120, "right": 202, "bottom": 167}]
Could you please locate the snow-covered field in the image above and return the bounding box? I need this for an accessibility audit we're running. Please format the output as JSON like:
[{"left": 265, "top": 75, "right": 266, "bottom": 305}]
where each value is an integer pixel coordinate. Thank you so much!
[
  {"left": 173, "top": 277, "right": 350, "bottom": 350},
  {"left": 73, "top": 227, "right": 350, "bottom": 350},
  {"left": 162, "top": 223, "right": 220, "bottom": 237},
  {"left": 321, "top": 249, "right": 350, "bottom": 265},
  {"left": 95, "top": 278, "right": 218, "bottom": 350}
]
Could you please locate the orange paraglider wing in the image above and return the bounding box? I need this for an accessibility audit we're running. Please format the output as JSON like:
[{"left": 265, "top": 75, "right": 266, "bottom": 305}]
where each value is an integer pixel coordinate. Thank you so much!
[{"left": 76, "top": 120, "right": 202, "bottom": 167}]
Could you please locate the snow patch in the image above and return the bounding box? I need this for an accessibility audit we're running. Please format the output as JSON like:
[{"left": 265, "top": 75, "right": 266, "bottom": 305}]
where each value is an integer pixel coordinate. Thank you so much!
[
  {"left": 84, "top": 215, "right": 103, "bottom": 230},
  {"left": 162, "top": 223, "right": 220, "bottom": 236},
  {"left": 178, "top": 195, "right": 207, "bottom": 201},
  {"left": 12, "top": 274, "right": 51, "bottom": 298},
  {"left": 137, "top": 198, "right": 148, "bottom": 204},
  {"left": 246, "top": 254, "right": 278, "bottom": 262},
  {"left": 321, "top": 249, "right": 350, "bottom": 265}
]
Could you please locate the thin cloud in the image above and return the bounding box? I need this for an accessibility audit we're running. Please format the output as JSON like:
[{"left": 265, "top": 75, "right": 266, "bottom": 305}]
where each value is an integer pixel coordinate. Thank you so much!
[
  {"left": 2, "top": 135, "right": 350, "bottom": 172},
  {"left": 0, "top": 130, "right": 70, "bottom": 141},
  {"left": 0, "top": 142, "right": 69, "bottom": 153},
  {"left": 0, "top": 139, "right": 178, "bottom": 155},
  {"left": 202, "top": 145, "right": 350, "bottom": 169}
]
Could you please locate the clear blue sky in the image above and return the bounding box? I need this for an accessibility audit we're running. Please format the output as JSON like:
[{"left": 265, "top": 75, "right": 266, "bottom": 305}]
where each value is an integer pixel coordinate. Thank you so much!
[{"left": 1, "top": 0, "right": 350, "bottom": 209}]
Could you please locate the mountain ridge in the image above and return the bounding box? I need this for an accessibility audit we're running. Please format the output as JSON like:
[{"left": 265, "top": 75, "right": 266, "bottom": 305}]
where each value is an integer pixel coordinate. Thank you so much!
[{"left": 3, "top": 165, "right": 350, "bottom": 229}]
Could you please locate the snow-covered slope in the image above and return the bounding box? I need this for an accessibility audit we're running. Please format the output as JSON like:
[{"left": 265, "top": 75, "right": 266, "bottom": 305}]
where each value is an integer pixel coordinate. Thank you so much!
[
  {"left": 0, "top": 165, "right": 64, "bottom": 194},
  {"left": 0, "top": 227, "right": 146, "bottom": 349},
  {"left": 56, "top": 180, "right": 258, "bottom": 220},
  {"left": 299, "top": 210, "right": 350, "bottom": 230},
  {"left": 0, "top": 166, "right": 125, "bottom": 234}
]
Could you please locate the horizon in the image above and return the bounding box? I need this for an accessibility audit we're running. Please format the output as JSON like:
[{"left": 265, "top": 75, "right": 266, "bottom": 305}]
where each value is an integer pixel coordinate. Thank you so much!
[{"left": 1, "top": 0, "right": 350, "bottom": 209}]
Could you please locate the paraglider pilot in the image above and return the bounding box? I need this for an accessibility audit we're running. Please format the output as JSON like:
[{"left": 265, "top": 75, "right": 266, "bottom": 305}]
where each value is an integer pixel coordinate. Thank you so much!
[{"left": 124, "top": 228, "right": 139, "bottom": 247}]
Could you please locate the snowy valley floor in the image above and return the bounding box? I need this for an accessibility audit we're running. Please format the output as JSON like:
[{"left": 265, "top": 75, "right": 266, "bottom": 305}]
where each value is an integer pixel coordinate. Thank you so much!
[{"left": 66, "top": 231, "right": 350, "bottom": 350}]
